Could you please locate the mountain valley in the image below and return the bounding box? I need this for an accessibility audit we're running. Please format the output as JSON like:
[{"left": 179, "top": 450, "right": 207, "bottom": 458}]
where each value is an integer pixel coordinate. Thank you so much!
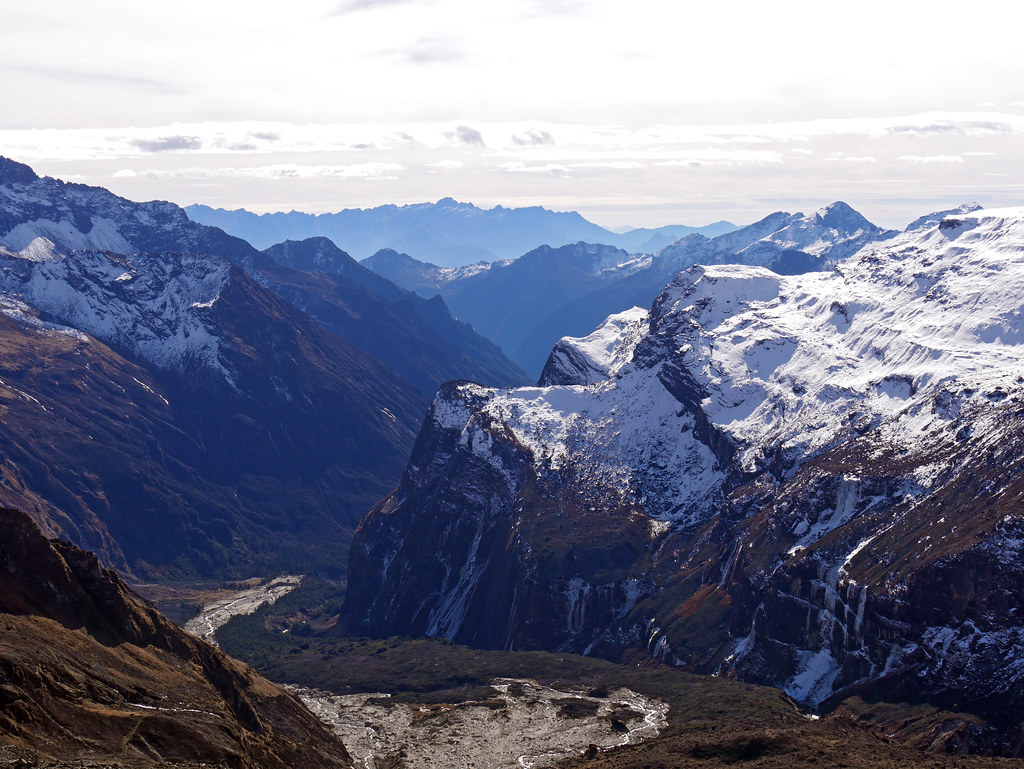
[
  {"left": 0, "top": 508, "right": 353, "bottom": 768},
  {"left": 0, "top": 156, "right": 528, "bottom": 578},
  {"left": 0, "top": 155, "right": 1022, "bottom": 766}
]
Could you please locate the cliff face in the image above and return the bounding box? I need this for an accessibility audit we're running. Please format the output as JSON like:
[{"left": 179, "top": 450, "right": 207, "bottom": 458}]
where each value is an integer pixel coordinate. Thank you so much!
[
  {"left": 343, "top": 380, "right": 655, "bottom": 651},
  {"left": 0, "top": 507, "right": 353, "bottom": 767},
  {"left": 343, "top": 208, "right": 1024, "bottom": 752}
]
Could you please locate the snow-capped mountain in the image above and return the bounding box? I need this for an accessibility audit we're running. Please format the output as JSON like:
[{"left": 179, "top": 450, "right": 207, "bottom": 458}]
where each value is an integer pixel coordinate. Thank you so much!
[
  {"left": 343, "top": 206, "right": 1024, "bottom": 750},
  {"left": 0, "top": 157, "right": 431, "bottom": 576},
  {"left": 658, "top": 200, "right": 889, "bottom": 269},
  {"left": 0, "top": 156, "right": 526, "bottom": 396},
  {"left": 360, "top": 248, "right": 494, "bottom": 297},
  {"left": 0, "top": 248, "right": 234, "bottom": 384},
  {"left": 0, "top": 157, "right": 253, "bottom": 266},
  {"left": 538, "top": 307, "right": 649, "bottom": 386},
  {"left": 0, "top": 243, "right": 427, "bottom": 577}
]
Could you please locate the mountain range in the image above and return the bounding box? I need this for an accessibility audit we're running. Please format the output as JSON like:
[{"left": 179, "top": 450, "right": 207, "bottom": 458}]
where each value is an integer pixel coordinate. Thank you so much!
[
  {"left": 342, "top": 204, "right": 1024, "bottom": 752},
  {"left": 0, "top": 156, "right": 521, "bottom": 577},
  {"left": 186, "top": 198, "right": 736, "bottom": 266},
  {"left": 0, "top": 234, "right": 423, "bottom": 578},
  {"left": 364, "top": 201, "right": 893, "bottom": 377},
  {"left": 261, "top": 236, "right": 527, "bottom": 392}
]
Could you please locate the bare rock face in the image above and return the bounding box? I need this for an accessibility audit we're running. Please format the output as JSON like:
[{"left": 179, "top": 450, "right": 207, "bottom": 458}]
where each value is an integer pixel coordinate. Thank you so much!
[
  {"left": 343, "top": 380, "right": 654, "bottom": 651},
  {"left": 0, "top": 507, "right": 353, "bottom": 767},
  {"left": 344, "top": 207, "right": 1024, "bottom": 754}
]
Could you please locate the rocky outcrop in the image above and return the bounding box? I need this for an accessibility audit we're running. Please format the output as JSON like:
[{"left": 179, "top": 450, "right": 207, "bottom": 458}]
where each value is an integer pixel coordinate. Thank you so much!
[
  {"left": 0, "top": 507, "right": 353, "bottom": 767},
  {"left": 341, "top": 381, "right": 657, "bottom": 652}
]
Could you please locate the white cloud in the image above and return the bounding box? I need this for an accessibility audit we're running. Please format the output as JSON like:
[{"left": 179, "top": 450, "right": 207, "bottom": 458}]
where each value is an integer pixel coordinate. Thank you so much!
[
  {"left": 3, "top": 0, "right": 1021, "bottom": 234},
  {"left": 655, "top": 149, "right": 783, "bottom": 167},
  {"left": 897, "top": 155, "right": 966, "bottom": 165},
  {"left": 827, "top": 156, "right": 877, "bottom": 164},
  {"left": 7, "top": 110, "right": 1024, "bottom": 232},
  {"left": 3, "top": 112, "right": 1023, "bottom": 163},
  {"left": 512, "top": 130, "right": 555, "bottom": 146},
  {"left": 500, "top": 162, "right": 571, "bottom": 175},
  {"left": 134, "top": 163, "right": 403, "bottom": 180},
  {"left": 383, "top": 37, "right": 467, "bottom": 65},
  {"left": 445, "top": 125, "right": 485, "bottom": 146},
  {"left": 130, "top": 135, "right": 203, "bottom": 153},
  {"left": 573, "top": 161, "right": 643, "bottom": 170},
  {"left": 331, "top": 0, "right": 418, "bottom": 13}
]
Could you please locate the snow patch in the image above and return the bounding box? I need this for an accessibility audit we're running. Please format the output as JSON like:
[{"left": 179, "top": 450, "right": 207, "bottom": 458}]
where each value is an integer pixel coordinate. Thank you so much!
[
  {"left": 0, "top": 249, "right": 234, "bottom": 383},
  {"left": 1, "top": 216, "right": 134, "bottom": 256},
  {"left": 545, "top": 307, "right": 648, "bottom": 385},
  {"left": 482, "top": 368, "right": 724, "bottom": 522}
]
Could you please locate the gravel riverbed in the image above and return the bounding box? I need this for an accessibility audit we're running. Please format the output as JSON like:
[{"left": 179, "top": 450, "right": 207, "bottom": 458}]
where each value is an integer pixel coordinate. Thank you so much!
[
  {"left": 183, "top": 575, "right": 302, "bottom": 646},
  {"left": 292, "top": 678, "right": 668, "bottom": 769}
]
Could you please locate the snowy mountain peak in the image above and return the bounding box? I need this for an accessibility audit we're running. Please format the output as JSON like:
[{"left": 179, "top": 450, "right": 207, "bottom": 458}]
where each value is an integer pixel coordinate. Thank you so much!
[
  {"left": 347, "top": 200, "right": 1024, "bottom": 728},
  {"left": 644, "top": 202, "right": 891, "bottom": 282},
  {"left": 904, "top": 201, "right": 984, "bottom": 232},
  {"left": 812, "top": 200, "right": 875, "bottom": 231},
  {"left": 641, "top": 208, "right": 1024, "bottom": 477},
  {"left": 538, "top": 306, "right": 648, "bottom": 386}
]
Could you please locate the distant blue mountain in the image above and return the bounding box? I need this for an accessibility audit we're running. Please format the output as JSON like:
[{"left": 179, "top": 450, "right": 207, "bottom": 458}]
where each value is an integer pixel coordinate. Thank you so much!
[
  {"left": 262, "top": 237, "right": 529, "bottom": 392},
  {"left": 607, "top": 222, "right": 739, "bottom": 253},
  {"left": 363, "top": 202, "right": 892, "bottom": 379},
  {"left": 186, "top": 199, "right": 737, "bottom": 267}
]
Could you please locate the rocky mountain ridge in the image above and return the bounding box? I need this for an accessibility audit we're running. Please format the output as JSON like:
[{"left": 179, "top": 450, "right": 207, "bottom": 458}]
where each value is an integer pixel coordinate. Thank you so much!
[
  {"left": 0, "top": 248, "right": 425, "bottom": 577},
  {"left": 262, "top": 237, "right": 528, "bottom": 392},
  {"left": 343, "top": 205, "right": 1024, "bottom": 752},
  {"left": 0, "top": 507, "right": 353, "bottom": 767},
  {"left": 0, "top": 156, "right": 524, "bottom": 396}
]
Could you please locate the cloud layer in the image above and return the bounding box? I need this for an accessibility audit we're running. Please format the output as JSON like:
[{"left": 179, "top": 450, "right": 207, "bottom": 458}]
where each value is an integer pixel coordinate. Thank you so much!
[
  {"left": 5, "top": 110, "right": 1023, "bottom": 228},
  {"left": 3, "top": 1, "right": 1024, "bottom": 227}
]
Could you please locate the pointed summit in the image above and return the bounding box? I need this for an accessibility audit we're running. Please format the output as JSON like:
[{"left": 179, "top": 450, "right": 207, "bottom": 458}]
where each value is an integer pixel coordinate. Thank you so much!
[{"left": 813, "top": 201, "right": 876, "bottom": 232}]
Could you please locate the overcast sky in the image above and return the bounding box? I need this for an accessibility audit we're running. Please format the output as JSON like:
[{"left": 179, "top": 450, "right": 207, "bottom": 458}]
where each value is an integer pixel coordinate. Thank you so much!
[{"left": 3, "top": 0, "right": 1024, "bottom": 228}]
